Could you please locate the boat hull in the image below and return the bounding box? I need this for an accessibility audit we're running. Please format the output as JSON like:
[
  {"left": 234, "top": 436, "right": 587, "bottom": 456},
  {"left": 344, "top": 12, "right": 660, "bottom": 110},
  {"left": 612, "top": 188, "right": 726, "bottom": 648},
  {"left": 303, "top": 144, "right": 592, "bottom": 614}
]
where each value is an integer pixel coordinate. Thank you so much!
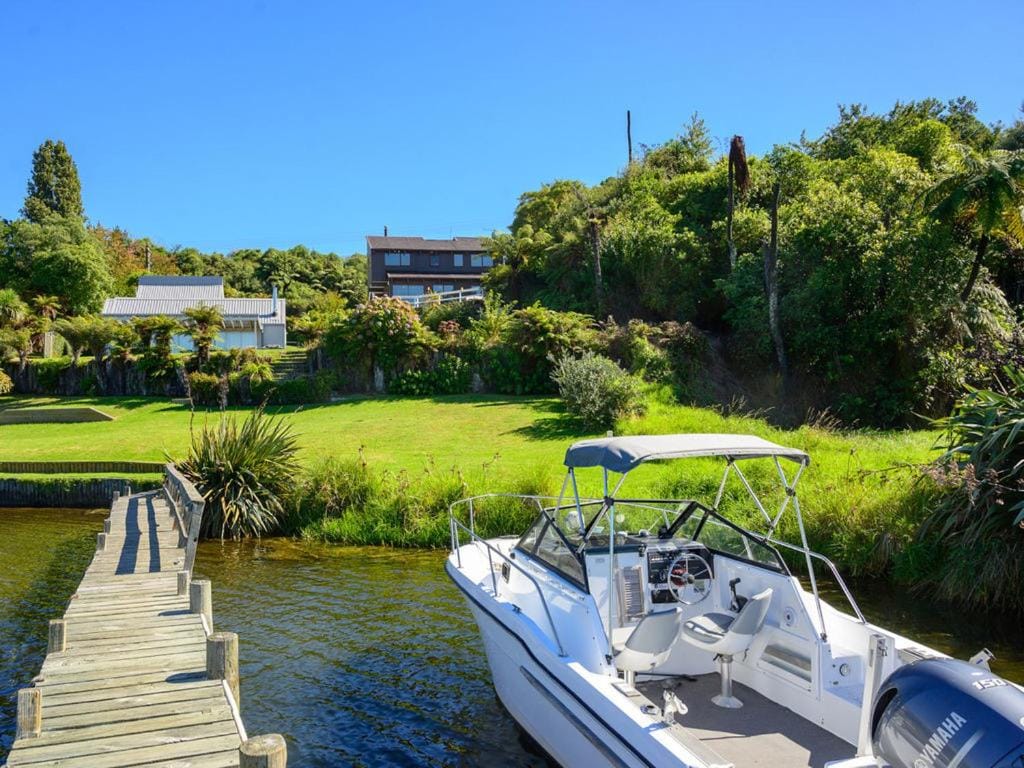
[{"left": 447, "top": 561, "right": 693, "bottom": 768}]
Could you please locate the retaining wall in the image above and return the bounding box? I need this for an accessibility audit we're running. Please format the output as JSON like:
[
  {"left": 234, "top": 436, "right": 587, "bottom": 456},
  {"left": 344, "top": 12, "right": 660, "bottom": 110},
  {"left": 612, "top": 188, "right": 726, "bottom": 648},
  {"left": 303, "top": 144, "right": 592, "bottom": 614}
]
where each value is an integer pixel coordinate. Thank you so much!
[{"left": 0, "top": 477, "right": 162, "bottom": 507}]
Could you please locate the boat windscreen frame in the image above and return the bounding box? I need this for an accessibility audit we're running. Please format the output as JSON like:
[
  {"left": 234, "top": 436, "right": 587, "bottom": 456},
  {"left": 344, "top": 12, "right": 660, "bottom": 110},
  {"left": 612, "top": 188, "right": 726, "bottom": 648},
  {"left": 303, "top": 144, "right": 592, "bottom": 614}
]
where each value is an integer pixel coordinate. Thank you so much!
[
  {"left": 563, "top": 444, "right": 848, "bottom": 643},
  {"left": 514, "top": 508, "right": 590, "bottom": 592}
]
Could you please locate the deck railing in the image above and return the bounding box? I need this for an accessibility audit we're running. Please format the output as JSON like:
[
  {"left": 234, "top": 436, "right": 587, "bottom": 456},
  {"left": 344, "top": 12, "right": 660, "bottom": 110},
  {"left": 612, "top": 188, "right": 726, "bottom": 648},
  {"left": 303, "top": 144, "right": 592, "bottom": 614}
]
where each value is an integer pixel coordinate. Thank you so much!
[
  {"left": 164, "top": 463, "right": 205, "bottom": 574},
  {"left": 405, "top": 286, "right": 483, "bottom": 308}
]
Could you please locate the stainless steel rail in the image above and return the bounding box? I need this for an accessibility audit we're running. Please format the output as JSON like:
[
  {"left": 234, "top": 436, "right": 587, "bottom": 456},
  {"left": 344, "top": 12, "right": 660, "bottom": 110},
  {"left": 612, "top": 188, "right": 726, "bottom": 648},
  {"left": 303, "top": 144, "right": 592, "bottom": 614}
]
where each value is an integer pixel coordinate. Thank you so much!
[
  {"left": 449, "top": 495, "right": 571, "bottom": 657},
  {"left": 769, "top": 537, "right": 867, "bottom": 625}
]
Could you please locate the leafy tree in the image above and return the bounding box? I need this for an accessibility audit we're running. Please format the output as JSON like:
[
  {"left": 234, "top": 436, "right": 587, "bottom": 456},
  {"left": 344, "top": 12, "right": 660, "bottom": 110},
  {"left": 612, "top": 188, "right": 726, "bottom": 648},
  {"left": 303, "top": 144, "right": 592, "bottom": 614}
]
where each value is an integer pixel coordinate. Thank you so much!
[
  {"left": 183, "top": 304, "right": 224, "bottom": 366},
  {"left": 52, "top": 316, "right": 90, "bottom": 364},
  {"left": 23, "top": 140, "right": 84, "bottom": 222},
  {"left": 0, "top": 218, "right": 112, "bottom": 314},
  {"left": 925, "top": 147, "right": 1024, "bottom": 302},
  {"left": 0, "top": 327, "right": 33, "bottom": 372}
]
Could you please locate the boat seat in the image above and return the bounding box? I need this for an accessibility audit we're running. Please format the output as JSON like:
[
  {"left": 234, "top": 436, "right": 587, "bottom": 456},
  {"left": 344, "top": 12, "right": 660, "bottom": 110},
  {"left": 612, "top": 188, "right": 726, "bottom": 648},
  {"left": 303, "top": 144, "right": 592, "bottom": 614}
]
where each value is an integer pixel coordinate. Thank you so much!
[
  {"left": 614, "top": 608, "right": 683, "bottom": 686},
  {"left": 680, "top": 588, "right": 773, "bottom": 708},
  {"left": 682, "top": 612, "right": 736, "bottom": 644}
]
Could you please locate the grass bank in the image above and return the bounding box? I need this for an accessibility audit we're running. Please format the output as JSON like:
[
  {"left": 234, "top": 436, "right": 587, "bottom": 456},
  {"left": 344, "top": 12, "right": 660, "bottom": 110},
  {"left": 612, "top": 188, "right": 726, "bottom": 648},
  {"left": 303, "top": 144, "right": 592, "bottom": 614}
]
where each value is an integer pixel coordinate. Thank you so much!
[{"left": 0, "top": 393, "right": 940, "bottom": 579}]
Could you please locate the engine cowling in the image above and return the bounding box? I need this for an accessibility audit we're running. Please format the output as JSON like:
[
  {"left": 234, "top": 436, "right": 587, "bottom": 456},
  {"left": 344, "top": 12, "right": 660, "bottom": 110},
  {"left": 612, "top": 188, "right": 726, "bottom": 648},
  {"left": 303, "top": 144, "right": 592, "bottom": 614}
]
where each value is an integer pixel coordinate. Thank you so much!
[{"left": 871, "top": 658, "right": 1024, "bottom": 768}]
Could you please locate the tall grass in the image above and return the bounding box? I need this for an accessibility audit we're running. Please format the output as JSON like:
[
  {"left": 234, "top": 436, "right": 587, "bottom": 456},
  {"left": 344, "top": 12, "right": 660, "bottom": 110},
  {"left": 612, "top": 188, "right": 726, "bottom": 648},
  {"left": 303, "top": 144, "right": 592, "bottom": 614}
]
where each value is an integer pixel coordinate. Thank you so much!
[{"left": 289, "top": 453, "right": 555, "bottom": 547}]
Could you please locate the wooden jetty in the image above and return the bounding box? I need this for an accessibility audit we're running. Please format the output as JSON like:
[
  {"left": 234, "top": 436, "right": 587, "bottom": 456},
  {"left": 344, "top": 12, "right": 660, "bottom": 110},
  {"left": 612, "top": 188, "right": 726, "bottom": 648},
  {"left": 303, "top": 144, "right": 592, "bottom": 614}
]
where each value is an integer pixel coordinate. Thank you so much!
[{"left": 4, "top": 466, "right": 287, "bottom": 768}]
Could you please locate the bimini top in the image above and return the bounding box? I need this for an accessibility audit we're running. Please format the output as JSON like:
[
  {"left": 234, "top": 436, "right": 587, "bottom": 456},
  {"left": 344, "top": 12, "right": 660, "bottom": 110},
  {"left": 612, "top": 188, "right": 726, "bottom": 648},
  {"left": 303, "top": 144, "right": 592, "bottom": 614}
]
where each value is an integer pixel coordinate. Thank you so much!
[{"left": 564, "top": 433, "right": 809, "bottom": 474}]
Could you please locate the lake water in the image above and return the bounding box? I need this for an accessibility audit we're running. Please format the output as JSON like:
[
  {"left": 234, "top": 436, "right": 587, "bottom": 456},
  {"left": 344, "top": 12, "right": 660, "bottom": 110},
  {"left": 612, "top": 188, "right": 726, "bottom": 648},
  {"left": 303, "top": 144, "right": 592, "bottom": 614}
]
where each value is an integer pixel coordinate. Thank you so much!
[{"left": 2, "top": 507, "right": 1022, "bottom": 765}]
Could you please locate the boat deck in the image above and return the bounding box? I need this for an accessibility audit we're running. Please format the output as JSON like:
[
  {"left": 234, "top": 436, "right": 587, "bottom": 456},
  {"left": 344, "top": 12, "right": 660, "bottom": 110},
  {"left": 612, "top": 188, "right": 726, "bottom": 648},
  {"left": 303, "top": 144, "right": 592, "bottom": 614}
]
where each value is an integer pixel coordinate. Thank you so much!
[{"left": 637, "top": 675, "right": 856, "bottom": 768}]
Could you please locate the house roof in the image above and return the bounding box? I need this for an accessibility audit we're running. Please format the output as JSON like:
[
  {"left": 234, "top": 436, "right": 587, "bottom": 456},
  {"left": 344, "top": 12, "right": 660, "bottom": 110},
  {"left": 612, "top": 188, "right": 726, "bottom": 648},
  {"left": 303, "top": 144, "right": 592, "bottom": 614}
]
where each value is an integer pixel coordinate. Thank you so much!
[
  {"left": 564, "top": 434, "right": 809, "bottom": 473},
  {"left": 366, "top": 236, "right": 486, "bottom": 252},
  {"left": 101, "top": 297, "right": 286, "bottom": 325},
  {"left": 135, "top": 275, "right": 225, "bottom": 300}
]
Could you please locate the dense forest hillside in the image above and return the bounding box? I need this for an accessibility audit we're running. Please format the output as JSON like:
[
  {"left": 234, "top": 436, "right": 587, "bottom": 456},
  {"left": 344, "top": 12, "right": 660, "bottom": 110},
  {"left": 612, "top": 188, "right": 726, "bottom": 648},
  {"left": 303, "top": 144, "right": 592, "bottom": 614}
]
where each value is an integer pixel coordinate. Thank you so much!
[{"left": 484, "top": 99, "right": 1024, "bottom": 424}]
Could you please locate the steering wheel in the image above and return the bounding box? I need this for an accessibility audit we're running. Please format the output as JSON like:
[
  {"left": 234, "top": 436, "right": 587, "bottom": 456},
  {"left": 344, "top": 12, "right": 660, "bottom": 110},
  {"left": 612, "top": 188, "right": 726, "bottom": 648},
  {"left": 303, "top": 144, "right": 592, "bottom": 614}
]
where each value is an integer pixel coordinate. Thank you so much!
[{"left": 665, "top": 552, "right": 712, "bottom": 605}]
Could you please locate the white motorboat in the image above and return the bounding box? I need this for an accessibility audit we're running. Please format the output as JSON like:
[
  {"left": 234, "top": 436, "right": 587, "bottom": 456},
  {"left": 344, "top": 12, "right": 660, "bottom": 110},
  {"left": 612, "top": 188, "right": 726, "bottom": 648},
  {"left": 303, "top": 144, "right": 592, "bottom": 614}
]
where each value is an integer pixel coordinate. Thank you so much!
[{"left": 446, "top": 433, "right": 1024, "bottom": 768}]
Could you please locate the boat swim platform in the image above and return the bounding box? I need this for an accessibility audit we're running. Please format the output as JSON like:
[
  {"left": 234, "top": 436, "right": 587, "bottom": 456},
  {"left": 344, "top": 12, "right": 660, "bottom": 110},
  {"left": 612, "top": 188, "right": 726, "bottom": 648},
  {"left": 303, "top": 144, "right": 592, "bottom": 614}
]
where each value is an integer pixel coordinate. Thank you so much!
[
  {"left": 4, "top": 469, "right": 288, "bottom": 768},
  {"left": 637, "top": 675, "right": 856, "bottom": 768}
]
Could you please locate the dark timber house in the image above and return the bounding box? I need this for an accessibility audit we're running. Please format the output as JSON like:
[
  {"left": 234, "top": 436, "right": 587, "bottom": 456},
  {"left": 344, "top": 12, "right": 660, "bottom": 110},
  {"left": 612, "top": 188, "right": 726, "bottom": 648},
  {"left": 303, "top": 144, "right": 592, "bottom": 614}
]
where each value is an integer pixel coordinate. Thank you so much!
[{"left": 366, "top": 235, "right": 491, "bottom": 298}]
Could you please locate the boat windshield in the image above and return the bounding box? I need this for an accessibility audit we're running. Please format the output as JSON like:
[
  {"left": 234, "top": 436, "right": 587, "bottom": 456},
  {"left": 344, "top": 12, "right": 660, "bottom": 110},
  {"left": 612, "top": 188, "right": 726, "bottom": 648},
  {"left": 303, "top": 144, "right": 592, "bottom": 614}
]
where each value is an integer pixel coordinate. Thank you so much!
[{"left": 516, "top": 497, "right": 787, "bottom": 582}]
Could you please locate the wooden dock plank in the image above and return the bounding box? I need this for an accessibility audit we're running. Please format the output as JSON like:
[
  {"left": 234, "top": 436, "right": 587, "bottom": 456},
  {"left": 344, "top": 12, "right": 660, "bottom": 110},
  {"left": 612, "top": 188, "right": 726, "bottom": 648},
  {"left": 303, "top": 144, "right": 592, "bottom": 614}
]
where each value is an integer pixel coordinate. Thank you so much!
[{"left": 5, "top": 487, "right": 248, "bottom": 768}]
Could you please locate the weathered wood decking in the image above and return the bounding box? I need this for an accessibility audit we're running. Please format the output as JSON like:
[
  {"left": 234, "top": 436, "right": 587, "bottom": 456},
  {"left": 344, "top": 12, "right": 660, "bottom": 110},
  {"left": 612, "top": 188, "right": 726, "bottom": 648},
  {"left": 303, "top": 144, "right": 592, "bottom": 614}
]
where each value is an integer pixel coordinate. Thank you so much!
[{"left": 4, "top": 472, "right": 286, "bottom": 768}]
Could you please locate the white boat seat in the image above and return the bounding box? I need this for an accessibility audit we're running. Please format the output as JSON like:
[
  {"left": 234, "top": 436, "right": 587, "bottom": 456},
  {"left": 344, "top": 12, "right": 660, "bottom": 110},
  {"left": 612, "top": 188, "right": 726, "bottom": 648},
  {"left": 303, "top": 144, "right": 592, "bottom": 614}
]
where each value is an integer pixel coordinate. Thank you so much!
[
  {"left": 614, "top": 608, "right": 683, "bottom": 685},
  {"left": 682, "top": 612, "right": 735, "bottom": 644},
  {"left": 679, "top": 588, "right": 773, "bottom": 708}
]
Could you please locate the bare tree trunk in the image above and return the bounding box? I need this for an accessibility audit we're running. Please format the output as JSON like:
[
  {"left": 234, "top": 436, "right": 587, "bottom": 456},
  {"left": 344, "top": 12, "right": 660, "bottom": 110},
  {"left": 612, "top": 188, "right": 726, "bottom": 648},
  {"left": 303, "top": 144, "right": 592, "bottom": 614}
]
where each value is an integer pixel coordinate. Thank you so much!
[
  {"left": 727, "top": 160, "right": 737, "bottom": 270},
  {"left": 960, "top": 232, "right": 989, "bottom": 303},
  {"left": 588, "top": 218, "right": 604, "bottom": 314},
  {"left": 627, "top": 110, "right": 633, "bottom": 165},
  {"left": 763, "top": 182, "right": 787, "bottom": 379}
]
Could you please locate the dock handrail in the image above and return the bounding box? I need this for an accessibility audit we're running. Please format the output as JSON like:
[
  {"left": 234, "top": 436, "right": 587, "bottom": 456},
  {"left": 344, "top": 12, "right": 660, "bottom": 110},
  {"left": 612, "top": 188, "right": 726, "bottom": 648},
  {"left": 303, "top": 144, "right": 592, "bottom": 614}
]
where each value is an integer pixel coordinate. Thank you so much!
[
  {"left": 449, "top": 494, "right": 574, "bottom": 657},
  {"left": 164, "top": 463, "right": 205, "bottom": 574}
]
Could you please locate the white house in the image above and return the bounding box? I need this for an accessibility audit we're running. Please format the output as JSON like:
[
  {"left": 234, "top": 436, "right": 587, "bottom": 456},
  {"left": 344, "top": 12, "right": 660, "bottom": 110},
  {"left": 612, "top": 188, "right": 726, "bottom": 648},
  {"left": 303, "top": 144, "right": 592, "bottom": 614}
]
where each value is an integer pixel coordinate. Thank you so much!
[{"left": 102, "top": 276, "right": 287, "bottom": 350}]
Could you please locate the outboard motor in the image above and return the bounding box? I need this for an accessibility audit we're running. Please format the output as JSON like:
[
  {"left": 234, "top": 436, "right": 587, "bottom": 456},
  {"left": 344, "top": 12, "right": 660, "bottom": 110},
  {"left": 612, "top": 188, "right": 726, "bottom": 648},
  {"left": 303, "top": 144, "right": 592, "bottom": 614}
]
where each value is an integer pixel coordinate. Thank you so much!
[{"left": 872, "top": 658, "right": 1024, "bottom": 768}]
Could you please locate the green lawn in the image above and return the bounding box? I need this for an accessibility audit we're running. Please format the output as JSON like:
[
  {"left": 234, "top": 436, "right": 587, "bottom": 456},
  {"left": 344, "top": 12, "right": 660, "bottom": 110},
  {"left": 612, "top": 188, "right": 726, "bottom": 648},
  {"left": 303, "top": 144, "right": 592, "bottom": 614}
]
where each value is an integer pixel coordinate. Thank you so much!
[
  {"left": 0, "top": 393, "right": 941, "bottom": 570},
  {"left": 0, "top": 395, "right": 583, "bottom": 485}
]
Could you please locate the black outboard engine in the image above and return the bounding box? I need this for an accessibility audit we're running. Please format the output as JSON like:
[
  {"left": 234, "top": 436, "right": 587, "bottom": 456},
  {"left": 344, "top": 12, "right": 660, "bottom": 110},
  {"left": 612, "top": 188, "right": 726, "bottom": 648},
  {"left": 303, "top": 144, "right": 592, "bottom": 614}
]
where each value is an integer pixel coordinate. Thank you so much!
[{"left": 872, "top": 658, "right": 1024, "bottom": 768}]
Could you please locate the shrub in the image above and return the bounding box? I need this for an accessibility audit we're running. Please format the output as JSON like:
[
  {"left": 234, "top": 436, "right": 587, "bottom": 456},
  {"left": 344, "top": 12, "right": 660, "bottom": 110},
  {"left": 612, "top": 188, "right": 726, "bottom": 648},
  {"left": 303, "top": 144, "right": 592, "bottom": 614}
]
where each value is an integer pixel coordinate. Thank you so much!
[
  {"left": 267, "top": 371, "right": 334, "bottom": 404},
  {"left": 389, "top": 355, "right": 472, "bottom": 396},
  {"left": 33, "top": 358, "right": 68, "bottom": 392},
  {"left": 324, "top": 295, "right": 434, "bottom": 382},
  {"left": 187, "top": 371, "right": 224, "bottom": 408},
  {"left": 0, "top": 369, "right": 12, "bottom": 395},
  {"left": 478, "top": 303, "right": 596, "bottom": 394},
  {"left": 178, "top": 409, "right": 300, "bottom": 539},
  {"left": 916, "top": 367, "right": 1024, "bottom": 614},
  {"left": 551, "top": 352, "right": 646, "bottom": 429},
  {"left": 420, "top": 298, "right": 482, "bottom": 331}
]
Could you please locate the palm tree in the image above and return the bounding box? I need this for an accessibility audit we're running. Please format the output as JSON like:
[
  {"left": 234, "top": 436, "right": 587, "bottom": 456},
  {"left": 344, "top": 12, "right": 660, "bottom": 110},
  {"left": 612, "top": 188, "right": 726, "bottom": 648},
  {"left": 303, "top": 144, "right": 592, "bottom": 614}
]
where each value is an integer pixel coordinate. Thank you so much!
[
  {"left": 0, "top": 288, "right": 28, "bottom": 328},
  {"left": 726, "top": 135, "right": 750, "bottom": 270},
  {"left": 925, "top": 147, "right": 1024, "bottom": 302},
  {"left": 184, "top": 304, "right": 224, "bottom": 366},
  {"left": 31, "top": 295, "right": 61, "bottom": 322}
]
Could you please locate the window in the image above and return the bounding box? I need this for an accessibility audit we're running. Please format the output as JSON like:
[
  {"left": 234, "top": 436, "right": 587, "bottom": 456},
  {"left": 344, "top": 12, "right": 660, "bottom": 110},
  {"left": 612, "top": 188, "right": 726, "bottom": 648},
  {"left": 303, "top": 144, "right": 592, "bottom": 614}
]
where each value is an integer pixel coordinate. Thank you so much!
[
  {"left": 391, "top": 284, "right": 423, "bottom": 297},
  {"left": 453, "top": 253, "right": 464, "bottom": 267},
  {"left": 470, "top": 253, "right": 493, "bottom": 267},
  {"left": 430, "top": 254, "right": 440, "bottom": 267},
  {"left": 432, "top": 283, "right": 455, "bottom": 294},
  {"left": 384, "top": 251, "right": 411, "bottom": 267},
  {"left": 516, "top": 514, "right": 586, "bottom": 589}
]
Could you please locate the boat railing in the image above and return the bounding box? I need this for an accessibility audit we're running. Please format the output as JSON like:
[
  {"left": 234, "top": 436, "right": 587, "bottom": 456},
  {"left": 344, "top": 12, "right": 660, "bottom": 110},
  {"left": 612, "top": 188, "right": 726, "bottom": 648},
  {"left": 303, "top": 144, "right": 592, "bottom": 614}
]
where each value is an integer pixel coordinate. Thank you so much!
[
  {"left": 768, "top": 537, "right": 867, "bottom": 625},
  {"left": 449, "top": 494, "right": 577, "bottom": 657}
]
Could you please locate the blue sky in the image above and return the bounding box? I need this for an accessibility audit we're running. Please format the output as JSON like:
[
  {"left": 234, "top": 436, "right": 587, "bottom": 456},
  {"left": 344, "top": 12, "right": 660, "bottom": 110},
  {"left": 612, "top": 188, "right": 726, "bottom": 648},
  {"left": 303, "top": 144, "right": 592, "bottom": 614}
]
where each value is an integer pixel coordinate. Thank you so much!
[{"left": 1, "top": 1, "right": 1021, "bottom": 256}]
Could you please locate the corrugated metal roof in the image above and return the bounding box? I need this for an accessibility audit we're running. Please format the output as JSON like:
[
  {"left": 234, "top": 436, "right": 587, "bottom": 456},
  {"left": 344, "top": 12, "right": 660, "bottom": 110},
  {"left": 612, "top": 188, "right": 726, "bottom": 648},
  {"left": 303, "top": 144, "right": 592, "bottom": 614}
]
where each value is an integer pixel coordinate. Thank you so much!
[
  {"left": 135, "top": 275, "right": 225, "bottom": 300},
  {"left": 366, "top": 235, "right": 486, "bottom": 252},
  {"left": 101, "top": 297, "right": 285, "bottom": 324}
]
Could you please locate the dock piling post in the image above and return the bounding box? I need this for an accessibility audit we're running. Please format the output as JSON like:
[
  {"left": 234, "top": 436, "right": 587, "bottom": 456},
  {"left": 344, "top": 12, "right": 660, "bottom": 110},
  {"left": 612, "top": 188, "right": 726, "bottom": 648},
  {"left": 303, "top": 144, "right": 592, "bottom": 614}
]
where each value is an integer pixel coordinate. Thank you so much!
[
  {"left": 240, "top": 734, "right": 287, "bottom": 767},
  {"left": 96, "top": 532, "right": 107, "bottom": 551},
  {"left": 177, "top": 570, "right": 190, "bottom": 596},
  {"left": 103, "top": 519, "right": 111, "bottom": 533},
  {"left": 190, "top": 578, "right": 213, "bottom": 629},
  {"left": 113, "top": 490, "right": 120, "bottom": 502},
  {"left": 48, "top": 620, "right": 66, "bottom": 653},
  {"left": 16, "top": 689, "right": 42, "bottom": 740},
  {"left": 207, "top": 631, "right": 240, "bottom": 705}
]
